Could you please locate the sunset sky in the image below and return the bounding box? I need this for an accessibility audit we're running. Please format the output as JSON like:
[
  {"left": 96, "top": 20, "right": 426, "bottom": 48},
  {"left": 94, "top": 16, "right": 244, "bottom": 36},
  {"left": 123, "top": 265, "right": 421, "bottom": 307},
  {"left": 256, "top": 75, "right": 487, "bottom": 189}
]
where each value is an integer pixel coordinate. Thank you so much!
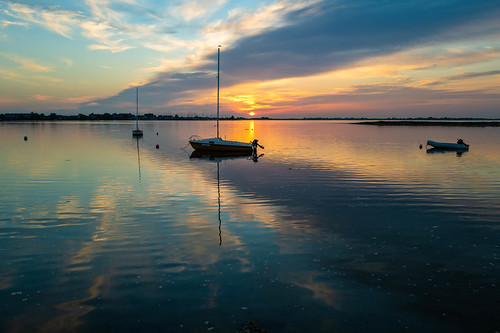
[{"left": 1, "top": 0, "right": 499, "bottom": 118}]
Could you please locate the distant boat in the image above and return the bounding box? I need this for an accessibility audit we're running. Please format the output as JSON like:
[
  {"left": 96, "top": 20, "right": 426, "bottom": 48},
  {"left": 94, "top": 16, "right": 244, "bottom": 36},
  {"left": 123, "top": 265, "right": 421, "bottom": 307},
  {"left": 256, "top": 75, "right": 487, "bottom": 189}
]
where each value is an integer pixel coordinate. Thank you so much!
[
  {"left": 132, "top": 86, "right": 143, "bottom": 137},
  {"left": 426, "top": 139, "right": 469, "bottom": 150},
  {"left": 189, "top": 46, "right": 263, "bottom": 153}
]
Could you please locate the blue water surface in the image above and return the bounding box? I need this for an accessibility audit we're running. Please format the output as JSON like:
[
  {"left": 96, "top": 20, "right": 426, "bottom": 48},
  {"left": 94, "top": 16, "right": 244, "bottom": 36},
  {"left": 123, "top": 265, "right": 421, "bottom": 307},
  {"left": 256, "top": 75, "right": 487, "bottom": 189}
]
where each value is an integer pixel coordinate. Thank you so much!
[{"left": 0, "top": 120, "right": 499, "bottom": 332}]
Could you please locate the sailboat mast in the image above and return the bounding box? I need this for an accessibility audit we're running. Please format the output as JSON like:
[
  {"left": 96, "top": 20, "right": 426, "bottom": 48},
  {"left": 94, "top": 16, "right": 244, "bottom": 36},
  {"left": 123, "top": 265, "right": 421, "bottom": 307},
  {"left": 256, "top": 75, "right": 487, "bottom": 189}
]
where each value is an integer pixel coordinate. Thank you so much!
[
  {"left": 136, "top": 86, "right": 139, "bottom": 130},
  {"left": 217, "top": 46, "right": 220, "bottom": 139}
]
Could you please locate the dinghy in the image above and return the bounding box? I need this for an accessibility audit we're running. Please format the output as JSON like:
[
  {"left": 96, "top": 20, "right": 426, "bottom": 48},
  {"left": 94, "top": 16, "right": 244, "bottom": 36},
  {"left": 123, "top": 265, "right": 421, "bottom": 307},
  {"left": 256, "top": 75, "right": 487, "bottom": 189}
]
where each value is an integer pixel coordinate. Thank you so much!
[{"left": 426, "top": 139, "right": 469, "bottom": 150}]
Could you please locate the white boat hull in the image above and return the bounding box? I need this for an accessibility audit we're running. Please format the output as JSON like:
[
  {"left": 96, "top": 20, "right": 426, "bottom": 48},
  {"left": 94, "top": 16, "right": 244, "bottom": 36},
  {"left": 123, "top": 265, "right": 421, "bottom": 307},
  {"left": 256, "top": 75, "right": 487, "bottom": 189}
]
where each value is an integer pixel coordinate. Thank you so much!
[
  {"left": 189, "top": 137, "right": 253, "bottom": 152},
  {"left": 427, "top": 140, "right": 468, "bottom": 150}
]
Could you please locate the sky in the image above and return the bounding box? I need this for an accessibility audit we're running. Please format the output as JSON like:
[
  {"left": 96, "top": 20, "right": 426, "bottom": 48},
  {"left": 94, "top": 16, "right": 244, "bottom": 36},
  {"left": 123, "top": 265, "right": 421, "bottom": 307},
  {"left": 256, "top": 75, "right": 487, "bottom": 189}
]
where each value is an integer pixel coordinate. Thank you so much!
[{"left": 1, "top": 0, "right": 500, "bottom": 118}]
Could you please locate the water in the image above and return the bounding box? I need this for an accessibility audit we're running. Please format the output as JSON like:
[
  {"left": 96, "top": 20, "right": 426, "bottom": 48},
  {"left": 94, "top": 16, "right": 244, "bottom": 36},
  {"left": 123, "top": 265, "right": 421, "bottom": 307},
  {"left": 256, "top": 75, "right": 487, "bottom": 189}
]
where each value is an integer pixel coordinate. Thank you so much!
[{"left": 0, "top": 120, "right": 499, "bottom": 332}]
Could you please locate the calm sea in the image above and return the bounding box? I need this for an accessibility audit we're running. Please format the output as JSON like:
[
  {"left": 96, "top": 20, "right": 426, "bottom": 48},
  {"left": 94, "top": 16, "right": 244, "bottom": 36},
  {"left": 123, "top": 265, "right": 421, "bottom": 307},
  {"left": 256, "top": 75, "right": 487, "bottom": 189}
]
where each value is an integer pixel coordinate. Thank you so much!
[{"left": 0, "top": 120, "right": 499, "bottom": 332}]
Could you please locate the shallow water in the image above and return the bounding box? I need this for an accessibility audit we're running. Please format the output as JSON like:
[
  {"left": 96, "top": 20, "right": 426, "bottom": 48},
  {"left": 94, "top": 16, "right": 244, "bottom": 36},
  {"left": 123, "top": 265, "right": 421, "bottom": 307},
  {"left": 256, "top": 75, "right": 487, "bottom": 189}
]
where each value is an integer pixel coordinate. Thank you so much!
[{"left": 0, "top": 120, "right": 499, "bottom": 332}]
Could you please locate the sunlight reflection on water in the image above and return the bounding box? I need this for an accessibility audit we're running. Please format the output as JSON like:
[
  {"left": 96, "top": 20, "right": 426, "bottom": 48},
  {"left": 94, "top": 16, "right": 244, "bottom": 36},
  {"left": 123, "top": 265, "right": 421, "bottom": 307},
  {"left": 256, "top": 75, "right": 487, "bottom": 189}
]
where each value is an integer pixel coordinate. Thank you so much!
[{"left": 0, "top": 120, "right": 499, "bottom": 332}]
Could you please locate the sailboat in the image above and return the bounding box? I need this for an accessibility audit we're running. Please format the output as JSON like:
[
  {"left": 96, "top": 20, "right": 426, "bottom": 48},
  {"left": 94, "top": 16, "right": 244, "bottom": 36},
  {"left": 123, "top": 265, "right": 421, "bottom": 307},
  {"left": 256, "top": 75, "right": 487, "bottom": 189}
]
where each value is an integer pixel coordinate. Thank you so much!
[
  {"left": 189, "top": 46, "right": 263, "bottom": 153},
  {"left": 132, "top": 86, "right": 143, "bottom": 137}
]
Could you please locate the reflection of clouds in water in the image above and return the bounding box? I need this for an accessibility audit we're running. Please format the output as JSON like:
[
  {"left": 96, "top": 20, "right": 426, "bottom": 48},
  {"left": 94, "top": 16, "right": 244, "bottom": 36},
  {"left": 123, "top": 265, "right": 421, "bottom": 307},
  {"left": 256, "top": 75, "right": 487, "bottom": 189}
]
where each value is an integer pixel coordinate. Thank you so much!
[
  {"left": 236, "top": 121, "right": 500, "bottom": 218},
  {"left": 290, "top": 272, "right": 342, "bottom": 309},
  {"left": 39, "top": 275, "right": 111, "bottom": 333},
  {"left": 2, "top": 121, "right": 499, "bottom": 332}
]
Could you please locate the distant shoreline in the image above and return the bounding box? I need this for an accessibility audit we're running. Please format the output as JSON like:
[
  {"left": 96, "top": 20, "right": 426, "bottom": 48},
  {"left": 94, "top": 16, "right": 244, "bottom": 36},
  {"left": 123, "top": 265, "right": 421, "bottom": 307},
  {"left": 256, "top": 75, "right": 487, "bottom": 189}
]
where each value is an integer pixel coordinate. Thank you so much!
[
  {"left": 353, "top": 120, "right": 500, "bottom": 127},
  {"left": 1, "top": 113, "right": 499, "bottom": 125}
]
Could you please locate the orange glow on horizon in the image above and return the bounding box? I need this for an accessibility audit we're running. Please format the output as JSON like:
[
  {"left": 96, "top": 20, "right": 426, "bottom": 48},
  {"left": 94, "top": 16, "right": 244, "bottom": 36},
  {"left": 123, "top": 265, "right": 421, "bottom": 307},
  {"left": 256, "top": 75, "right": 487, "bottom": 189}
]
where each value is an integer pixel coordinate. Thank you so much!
[{"left": 174, "top": 44, "right": 500, "bottom": 118}]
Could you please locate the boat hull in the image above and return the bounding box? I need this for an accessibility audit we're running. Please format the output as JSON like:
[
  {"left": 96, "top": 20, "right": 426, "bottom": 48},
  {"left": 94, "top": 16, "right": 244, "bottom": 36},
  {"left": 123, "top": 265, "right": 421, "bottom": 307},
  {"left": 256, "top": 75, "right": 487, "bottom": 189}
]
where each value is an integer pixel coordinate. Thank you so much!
[
  {"left": 189, "top": 137, "right": 253, "bottom": 152},
  {"left": 132, "top": 129, "right": 143, "bottom": 136},
  {"left": 427, "top": 140, "right": 468, "bottom": 150},
  {"left": 190, "top": 150, "right": 252, "bottom": 160}
]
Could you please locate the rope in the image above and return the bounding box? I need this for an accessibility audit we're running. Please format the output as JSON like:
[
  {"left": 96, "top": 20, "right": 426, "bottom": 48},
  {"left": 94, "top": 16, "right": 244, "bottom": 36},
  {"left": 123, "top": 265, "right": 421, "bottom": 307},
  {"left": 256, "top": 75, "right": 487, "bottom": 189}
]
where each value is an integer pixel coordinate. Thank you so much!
[{"left": 180, "top": 134, "right": 200, "bottom": 151}]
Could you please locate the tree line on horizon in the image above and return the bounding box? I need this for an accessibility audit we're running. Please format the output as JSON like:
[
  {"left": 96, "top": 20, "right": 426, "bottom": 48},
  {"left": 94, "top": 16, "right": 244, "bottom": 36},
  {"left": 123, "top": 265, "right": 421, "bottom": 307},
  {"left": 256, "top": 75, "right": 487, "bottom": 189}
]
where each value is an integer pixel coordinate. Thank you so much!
[
  {"left": 1, "top": 112, "right": 496, "bottom": 121},
  {"left": 0, "top": 112, "right": 251, "bottom": 121}
]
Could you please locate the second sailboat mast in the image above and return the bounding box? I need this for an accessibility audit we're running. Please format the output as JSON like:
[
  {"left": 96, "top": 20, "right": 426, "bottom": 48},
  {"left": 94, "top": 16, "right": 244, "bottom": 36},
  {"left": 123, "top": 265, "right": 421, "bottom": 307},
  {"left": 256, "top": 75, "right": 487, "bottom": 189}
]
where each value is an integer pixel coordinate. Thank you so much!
[{"left": 217, "top": 46, "right": 220, "bottom": 139}]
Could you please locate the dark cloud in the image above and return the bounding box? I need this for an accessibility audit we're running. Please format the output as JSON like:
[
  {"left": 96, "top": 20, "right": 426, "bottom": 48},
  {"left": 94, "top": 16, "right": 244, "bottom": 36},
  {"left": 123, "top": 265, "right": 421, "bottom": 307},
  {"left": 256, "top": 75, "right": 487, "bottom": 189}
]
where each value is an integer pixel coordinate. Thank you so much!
[
  {"left": 213, "top": 0, "right": 500, "bottom": 81},
  {"left": 451, "top": 70, "right": 500, "bottom": 80},
  {"left": 79, "top": 0, "right": 500, "bottom": 116},
  {"left": 425, "top": 70, "right": 500, "bottom": 87},
  {"left": 263, "top": 84, "right": 500, "bottom": 117},
  {"left": 79, "top": 71, "right": 217, "bottom": 115}
]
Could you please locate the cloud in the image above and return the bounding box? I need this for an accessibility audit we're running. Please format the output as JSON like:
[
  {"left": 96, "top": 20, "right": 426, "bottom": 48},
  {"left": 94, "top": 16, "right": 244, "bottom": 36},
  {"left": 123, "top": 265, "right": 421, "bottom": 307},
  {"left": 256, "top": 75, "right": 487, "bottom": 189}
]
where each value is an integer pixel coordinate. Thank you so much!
[
  {"left": 4, "top": 0, "right": 495, "bottom": 117},
  {"left": 1, "top": 1, "right": 143, "bottom": 53},
  {"left": 77, "top": 0, "right": 180, "bottom": 54},
  {"left": 31, "top": 94, "right": 51, "bottom": 101},
  {"left": 76, "top": 0, "right": 500, "bottom": 118},
  {"left": 78, "top": 71, "right": 221, "bottom": 115},
  {"left": 0, "top": 20, "right": 29, "bottom": 28},
  {"left": 0, "top": 96, "right": 20, "bottom": 105},
  {"left": 5, "top": 3, "right": 80, "bottom": 38},
  {"left": 161, "top": 0, "right": 500, "bottom": 118},
  {"left": 80, "top": 20, "right": 134, "bottom": 53},
  {"left": 139, "top": 0, "right": 324, "bottom": 77},
  {"left": 213, "top": 0, "right": 500, "bottom": 82},
  {"left": 0, "top": 68, "right": 20, "bottom": 79},
  {"left": 61, "top": 58, "right": 73, "bottom": 67},
  {"left": 84, "top": 0, "right": 115, "bottom": 22},
  {"left": 421, "top": 69, "right": 500, "bottom": 89},
  {"left": 247, "top": 83, "right": 500, "bottom": 118},
  {"left": 205, "top": 0, "right": 320, "bottom": 36},
  {"left": 171, "top": 0, "right": 228, "bottom": 22},
  {"left": 0, "top": 52, "right": 52, "bottom": 72},
  {"left": 440, "top": 70, "right": 500, "bottom": 82}
]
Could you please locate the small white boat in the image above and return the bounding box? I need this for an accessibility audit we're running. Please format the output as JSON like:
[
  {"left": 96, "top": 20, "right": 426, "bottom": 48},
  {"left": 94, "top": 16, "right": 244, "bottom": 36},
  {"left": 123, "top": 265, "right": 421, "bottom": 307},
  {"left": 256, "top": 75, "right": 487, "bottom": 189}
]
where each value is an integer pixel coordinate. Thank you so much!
[
  {"left": 189, "top": 46, "right": 262, "bottom": 153},
  {"left": 427, "top": 139, "right": 469, "bottom": 150}
]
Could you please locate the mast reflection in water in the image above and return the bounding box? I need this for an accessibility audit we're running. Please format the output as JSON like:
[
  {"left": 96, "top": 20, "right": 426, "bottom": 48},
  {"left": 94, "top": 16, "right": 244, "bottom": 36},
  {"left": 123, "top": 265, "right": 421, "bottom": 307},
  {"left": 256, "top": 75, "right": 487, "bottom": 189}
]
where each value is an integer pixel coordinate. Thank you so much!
[
  {"left": 0, "top": 120, "right": 498, "bottom": 333},
  {"left": 190, "top": 150, "right": 264, "bottom": 246},
  {"left": 135, "top": 136, "right": 142, "bottom": 183}
]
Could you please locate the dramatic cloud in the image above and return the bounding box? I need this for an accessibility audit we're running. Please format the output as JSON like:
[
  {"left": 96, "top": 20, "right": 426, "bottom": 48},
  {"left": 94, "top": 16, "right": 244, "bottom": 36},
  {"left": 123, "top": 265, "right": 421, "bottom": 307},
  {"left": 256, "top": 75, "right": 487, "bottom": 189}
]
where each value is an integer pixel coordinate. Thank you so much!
[
  {"left": 80, "top": 71, "right": 217, "bottom": 115},
  {"left": 4, "top": 3, "right": 80, "bottom": 38},
  {"left": 438, "top": 70, "right": 500, "bottom": 83},
  {"left": 215, "top": 0, "right": 500, "bottom": 81},
  {"left": 1, "top": 0, "right": 499, "bottom": 117}
]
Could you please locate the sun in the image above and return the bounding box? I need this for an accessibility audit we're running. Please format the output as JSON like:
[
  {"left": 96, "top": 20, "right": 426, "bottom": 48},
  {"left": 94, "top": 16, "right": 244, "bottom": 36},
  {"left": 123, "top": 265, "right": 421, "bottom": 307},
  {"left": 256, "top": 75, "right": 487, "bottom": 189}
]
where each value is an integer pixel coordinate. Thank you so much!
[{"left": 248, "top": 112, "right": 256, "bottom": 116}]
